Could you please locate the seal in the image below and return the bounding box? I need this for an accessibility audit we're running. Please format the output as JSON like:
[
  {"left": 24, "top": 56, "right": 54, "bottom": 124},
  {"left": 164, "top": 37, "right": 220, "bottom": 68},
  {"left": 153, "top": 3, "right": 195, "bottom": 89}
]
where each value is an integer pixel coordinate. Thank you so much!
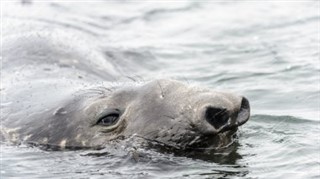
[{"left": 1, "top": 17, "right": 250, "bottom": 151}]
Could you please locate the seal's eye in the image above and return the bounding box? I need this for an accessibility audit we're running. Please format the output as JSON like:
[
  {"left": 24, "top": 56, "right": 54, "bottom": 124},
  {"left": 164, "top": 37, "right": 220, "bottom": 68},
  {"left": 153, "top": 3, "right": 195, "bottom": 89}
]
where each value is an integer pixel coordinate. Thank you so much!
[
  {"left": 96, "top": 109, "right": 121, "bottom": 126},
  {"left": 98, "top": 114, "right": 119, "bottom": 126}
]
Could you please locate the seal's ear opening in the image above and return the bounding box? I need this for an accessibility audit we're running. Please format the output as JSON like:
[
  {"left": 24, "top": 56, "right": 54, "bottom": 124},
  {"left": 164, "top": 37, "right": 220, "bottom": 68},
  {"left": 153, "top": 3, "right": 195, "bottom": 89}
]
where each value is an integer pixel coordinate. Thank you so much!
[{"left": 236, "top": 97, "right": 250, "bottom": 126}]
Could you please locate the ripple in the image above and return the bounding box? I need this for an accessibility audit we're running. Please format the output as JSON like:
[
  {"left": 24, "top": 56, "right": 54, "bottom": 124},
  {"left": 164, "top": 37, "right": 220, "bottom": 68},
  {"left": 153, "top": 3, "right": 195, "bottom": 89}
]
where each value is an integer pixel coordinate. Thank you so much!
[{"left": 2, "top": 0, "right": 319, "bottom": 178}]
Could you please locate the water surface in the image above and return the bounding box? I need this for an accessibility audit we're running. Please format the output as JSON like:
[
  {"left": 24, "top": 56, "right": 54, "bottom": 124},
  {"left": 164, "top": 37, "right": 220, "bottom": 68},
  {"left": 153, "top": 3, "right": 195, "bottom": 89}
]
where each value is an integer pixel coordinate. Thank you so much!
[{"left": 1, "top": 1, "right": 319, "bottom": 178}]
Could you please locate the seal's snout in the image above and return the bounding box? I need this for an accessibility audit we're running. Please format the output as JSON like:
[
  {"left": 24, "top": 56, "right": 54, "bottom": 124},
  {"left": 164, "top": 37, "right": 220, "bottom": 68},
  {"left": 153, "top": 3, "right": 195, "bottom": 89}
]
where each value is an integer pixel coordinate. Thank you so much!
[
  {"left": 203, "top": 96, "right": 250, "bottom": 133},
  {"left": 205, "top": 107, "right": 229, "bottom": 129}
]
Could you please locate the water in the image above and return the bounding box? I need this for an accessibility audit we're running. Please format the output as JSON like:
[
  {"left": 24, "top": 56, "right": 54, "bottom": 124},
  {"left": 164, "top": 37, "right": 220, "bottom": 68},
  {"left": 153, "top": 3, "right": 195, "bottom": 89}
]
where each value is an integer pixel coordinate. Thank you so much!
[{"left": 1, "top": 0, "right": 319, "bottom": 178}]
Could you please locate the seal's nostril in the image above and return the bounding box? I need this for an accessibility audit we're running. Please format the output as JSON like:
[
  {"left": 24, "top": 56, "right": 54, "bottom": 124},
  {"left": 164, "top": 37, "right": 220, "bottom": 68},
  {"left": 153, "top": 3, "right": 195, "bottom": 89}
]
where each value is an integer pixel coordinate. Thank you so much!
[
  {"left": 240, "top": 97, "right": 250, "bottom": 111},
  {"left": 236, "top": 97, "right": 250, "bottom": 125},
  {"left": 205, "top": 107, "right": 229, "bottom": 129}
]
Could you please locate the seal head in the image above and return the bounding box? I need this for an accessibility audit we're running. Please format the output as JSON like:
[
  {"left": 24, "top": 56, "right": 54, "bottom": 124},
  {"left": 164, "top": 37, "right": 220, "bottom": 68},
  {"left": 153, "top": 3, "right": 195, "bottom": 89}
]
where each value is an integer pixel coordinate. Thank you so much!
[{"left": 2, "top": 79, "right": 249, "bottom": 150}]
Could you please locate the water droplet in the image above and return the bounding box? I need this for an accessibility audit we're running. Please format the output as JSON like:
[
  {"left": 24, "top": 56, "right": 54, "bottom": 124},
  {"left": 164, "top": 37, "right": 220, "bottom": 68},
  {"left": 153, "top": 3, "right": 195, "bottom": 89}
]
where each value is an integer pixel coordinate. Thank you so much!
[{"left": 53, "top": 107, "right": 67, "bottom": 115}]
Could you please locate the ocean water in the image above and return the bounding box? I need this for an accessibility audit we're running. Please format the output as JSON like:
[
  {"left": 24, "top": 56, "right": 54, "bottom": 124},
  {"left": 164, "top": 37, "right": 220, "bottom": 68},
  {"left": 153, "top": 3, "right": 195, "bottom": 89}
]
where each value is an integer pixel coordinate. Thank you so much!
[{"left": 1, "top": 0, "right": 319, "bottom": 178}]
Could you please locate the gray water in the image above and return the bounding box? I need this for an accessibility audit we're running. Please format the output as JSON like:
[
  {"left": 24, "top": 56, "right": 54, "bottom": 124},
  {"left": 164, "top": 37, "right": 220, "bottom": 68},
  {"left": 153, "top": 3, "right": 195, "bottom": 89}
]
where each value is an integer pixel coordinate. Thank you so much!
[{"left": 1, "top": 0, "right": 319, "bottom": 178}]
